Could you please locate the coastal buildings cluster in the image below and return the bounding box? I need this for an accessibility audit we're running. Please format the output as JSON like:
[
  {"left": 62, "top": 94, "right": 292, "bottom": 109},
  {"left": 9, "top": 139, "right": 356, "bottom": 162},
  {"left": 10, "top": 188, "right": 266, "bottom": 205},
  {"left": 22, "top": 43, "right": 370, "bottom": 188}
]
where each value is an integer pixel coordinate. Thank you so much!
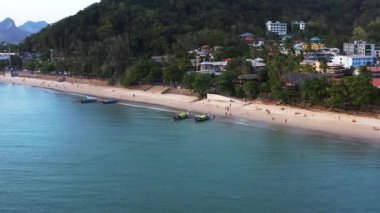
[{"left": 185, "top": 20, "right": 380, "bottom": 89}]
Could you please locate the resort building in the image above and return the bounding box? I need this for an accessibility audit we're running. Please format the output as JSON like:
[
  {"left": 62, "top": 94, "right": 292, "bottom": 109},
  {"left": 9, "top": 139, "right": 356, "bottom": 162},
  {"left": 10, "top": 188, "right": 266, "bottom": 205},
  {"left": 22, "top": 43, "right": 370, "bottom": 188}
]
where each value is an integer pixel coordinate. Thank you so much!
[
  {"left": 343, "top": 40, "right": 376, "bottom": 57},
  {"left": 302, "top": 37, "right": 325, "bottom": 51},
  {"left": 375, "top": 44, "right": 380, "bottom": 58},
  {"left": 198, "top": 61, "right": 228, "bottom": 75},
  {"left": 300, "top": 60, "right": 345, "bottom": 75},
  {"left": 266, "top": 21, "right": 287, "bottom": 36},
  {"left": 319, "top": 48, "right": 340, "bottom": 55},
  {"left": 368, "top": 67, "right": 380, "bottom": 88},
  {"left": 0, "top": 53, "right": 15, "bottom": 60},
  {"left": 304, "top": 50, "right": 335, "bottom": 62},
  {"left": 332, "top": 55, "right": 376, "bottom": 69}
]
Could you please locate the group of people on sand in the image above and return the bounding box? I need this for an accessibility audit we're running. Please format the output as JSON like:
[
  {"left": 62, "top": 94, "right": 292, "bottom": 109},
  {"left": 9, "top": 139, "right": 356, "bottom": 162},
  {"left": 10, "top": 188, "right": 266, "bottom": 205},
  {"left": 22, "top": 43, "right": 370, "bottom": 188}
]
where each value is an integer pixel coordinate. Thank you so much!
[{"left": 224, "top": 104, "right": 233, "bottom": 117}]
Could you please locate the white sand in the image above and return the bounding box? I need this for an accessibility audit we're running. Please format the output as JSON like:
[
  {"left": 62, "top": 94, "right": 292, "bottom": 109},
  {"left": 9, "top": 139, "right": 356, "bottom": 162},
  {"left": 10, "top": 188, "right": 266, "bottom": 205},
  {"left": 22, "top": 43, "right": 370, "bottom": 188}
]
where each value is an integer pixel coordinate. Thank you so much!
[{"left": 1, "top": 74, "right": 380, "bottom": 143}]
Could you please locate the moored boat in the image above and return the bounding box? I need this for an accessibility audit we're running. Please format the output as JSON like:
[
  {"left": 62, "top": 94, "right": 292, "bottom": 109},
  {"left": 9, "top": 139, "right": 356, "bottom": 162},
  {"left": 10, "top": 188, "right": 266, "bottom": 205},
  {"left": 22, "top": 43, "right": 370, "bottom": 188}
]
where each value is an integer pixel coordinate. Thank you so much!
[
  {"left": 80, "top": 97, "right": 97, "bottom": 104},
  {"left": 173, "top": 112, "right": 189, "bottom": 120},
  {"left": 102, "top": 99, "right": 119, "bottom": 104},
  {"left": 194, "top": 114, "right": 209, "bottom": 122}
]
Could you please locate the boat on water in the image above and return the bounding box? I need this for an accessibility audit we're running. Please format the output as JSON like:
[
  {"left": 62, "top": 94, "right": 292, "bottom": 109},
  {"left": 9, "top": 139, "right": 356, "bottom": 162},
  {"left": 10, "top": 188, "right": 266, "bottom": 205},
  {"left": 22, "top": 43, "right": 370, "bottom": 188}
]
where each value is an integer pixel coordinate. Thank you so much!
[
  {"left": 80, "top": 98, "right": 98, "bottom": 104},
  {"left": 173, "top": 112, "right": 189, "bottom": 121},
  {"left": 102, "top": 99, "right": 119, "bottom": 104},
  {"left": 194, "top": 114, "right": 209, "bottom": 122}
]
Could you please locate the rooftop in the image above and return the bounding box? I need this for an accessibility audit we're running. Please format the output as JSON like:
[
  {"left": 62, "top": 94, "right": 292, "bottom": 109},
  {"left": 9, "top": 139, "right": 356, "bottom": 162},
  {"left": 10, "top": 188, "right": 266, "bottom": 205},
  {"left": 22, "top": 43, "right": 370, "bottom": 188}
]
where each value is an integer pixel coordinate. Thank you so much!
[
  {"left": 200, "top": 61, "right": 227, "bottom": 66},
  {"left": 240, "top": 32, "right": 254, "bottom": 37},
  {"left": 368, "top": 67, "right": 380, "bottom": 72},
  {"left": 373, "top": 78, "right": 380, "bottom": 88},
  {"left": 335, "top": 55, "right": 376, "bottom": 59}
]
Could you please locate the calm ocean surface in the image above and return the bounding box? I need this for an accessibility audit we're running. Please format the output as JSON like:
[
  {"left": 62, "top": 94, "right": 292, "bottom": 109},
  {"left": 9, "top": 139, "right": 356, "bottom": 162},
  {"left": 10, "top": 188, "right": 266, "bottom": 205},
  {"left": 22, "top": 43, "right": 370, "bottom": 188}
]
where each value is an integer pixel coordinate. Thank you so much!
[{"left": 1, "top": 83, "right": 380, "bottom": 212}]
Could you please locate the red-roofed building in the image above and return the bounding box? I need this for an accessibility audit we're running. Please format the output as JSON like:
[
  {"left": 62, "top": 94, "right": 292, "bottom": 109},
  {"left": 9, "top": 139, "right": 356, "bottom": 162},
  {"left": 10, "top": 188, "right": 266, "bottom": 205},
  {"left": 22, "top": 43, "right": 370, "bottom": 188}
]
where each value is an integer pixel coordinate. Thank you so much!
[
  {"left": 373, "top": 78, "right": 380, "bottom": 88},
  {"left": 240, "top": 33, "right": 255, "bottom": 45},
  {"left": 368, "top": 67, "right": 380, "bottom": 72},
  {"left": 368, "top": 67, "right": 380, "bottom": 88},
  {"left": 368, "top": 67, "right": 380, "bottom": 78}
]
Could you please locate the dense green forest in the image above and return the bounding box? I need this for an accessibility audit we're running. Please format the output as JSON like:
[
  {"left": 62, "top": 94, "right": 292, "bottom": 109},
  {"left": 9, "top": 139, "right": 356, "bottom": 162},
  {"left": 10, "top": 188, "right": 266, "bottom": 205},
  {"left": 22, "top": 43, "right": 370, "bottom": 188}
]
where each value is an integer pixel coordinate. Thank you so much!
[{"left": 22, "top": 0, "right": 380, "bottom": 78}]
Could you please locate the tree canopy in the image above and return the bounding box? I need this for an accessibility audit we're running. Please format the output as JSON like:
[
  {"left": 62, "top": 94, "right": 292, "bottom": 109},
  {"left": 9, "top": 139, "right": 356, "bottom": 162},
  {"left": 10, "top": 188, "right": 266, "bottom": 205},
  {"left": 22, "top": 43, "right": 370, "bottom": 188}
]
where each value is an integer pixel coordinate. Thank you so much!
[{"left": 20, "top": 0, "right": 380, "bottom": 79}]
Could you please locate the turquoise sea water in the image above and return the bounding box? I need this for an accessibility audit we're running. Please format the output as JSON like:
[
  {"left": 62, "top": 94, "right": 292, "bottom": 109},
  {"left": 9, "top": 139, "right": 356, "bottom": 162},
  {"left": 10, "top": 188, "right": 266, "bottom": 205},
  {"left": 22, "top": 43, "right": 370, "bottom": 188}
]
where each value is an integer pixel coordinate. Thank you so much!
[{"left": 1, "top": 83, "right": 380, "bottom": 212}]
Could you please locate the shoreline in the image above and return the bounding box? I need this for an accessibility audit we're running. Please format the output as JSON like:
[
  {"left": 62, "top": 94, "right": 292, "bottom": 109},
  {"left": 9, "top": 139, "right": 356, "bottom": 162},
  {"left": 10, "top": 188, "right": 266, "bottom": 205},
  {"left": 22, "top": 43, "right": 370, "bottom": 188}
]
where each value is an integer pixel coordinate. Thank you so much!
[{"left": 1, "top": 74, "right": 379, "bottom": 143}]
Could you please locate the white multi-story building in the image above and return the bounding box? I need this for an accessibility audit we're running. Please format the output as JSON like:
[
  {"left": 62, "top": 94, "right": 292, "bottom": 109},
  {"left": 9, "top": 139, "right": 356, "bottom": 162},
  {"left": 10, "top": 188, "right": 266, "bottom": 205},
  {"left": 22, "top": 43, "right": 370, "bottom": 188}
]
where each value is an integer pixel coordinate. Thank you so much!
[
  {"left": 266, "top": 21, "right": 287, "bottom": 36},
  {"left": 332, "top": 55, "right": 376, "bottom": 69},
  {"left": 343, "top": 40, "right": 376, "bottom": 57},
  {"left": 0, "top": 53, "right": 15, "bottom": 61},
  {"left": 299, "top": 21, "right": 306, "bottom": 30},
  {"left": 198, "top": 61, "right": 228, "bottom": 76},
  {"left": 375, "top": 44, "right": 380, "bottom": 58},
  {"left": 291, "top": 21, "right": 306, "bottom": 31}
]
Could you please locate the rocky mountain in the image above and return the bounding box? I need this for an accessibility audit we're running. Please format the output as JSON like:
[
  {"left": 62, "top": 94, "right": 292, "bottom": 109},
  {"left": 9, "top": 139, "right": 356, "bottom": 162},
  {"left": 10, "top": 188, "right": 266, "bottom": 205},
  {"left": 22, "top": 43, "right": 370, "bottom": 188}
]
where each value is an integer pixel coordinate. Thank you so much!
[
  {"left": 19, "top": 21, "right": 48, "bottom": 34},
  {"left": 0, "top": 18, "right": 47, "bottom": 44}
]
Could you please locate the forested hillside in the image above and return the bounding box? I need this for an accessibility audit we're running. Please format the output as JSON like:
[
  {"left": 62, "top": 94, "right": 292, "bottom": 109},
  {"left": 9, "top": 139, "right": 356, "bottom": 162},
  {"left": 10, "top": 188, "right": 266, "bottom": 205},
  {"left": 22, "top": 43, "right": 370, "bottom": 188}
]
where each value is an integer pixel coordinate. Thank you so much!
[{"left": 22, "top": 0, "right": 380, "bottom": 78}]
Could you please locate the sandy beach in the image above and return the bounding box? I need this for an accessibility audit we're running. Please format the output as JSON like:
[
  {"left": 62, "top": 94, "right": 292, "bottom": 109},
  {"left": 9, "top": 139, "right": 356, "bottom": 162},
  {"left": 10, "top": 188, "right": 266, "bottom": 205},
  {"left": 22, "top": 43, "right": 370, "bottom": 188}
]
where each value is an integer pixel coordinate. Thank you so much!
[{"left": 1, "top": 73, "right": 379, "bottom": 143}]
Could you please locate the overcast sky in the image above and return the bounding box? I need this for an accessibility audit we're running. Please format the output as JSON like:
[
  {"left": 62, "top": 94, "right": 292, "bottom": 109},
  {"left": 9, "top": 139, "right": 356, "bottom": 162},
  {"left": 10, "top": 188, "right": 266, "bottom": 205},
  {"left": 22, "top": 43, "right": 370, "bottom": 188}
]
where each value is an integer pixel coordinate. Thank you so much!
[{"left": 0, "top": 0, "right": 100, "bottom": 26}]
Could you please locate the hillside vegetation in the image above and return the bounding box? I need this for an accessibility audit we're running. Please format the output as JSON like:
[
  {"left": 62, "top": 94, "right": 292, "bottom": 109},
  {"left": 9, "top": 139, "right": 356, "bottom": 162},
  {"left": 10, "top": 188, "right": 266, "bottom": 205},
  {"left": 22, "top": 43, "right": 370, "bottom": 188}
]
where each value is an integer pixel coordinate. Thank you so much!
[{"left": 21, "top": 0, "right": 380, "bottom": 78}]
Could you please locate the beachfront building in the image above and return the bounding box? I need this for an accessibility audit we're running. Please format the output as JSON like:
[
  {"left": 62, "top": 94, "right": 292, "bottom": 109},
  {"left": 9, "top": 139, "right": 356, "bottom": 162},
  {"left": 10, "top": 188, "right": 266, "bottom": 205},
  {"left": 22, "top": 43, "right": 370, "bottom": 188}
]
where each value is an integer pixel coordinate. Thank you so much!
[
  {"left": 343, "top": 40, "right": 376, "bottom": 57},
  {"left": 373, "top": 79, "right": 380, "bottom": 88},
  {"left": 368, "top": 67, "right": 380, "bottom": 88},
  {"left": 332, "top": 55, "right": 376, "bottom": 69},
  {"left": 198, "top": 61, "right": 228, "bottom": 75},
  {"left": 368, "top": 67, "right": 380, "bottom": 78},
  {"left": 0, "top": 53, "right": 15, "bottom": 61},
  {"left": 266, "top": 21, "right": 287, "bottom": 36},
  {"left": 299, "top": 60, "right": 345, "bottom": 77}
]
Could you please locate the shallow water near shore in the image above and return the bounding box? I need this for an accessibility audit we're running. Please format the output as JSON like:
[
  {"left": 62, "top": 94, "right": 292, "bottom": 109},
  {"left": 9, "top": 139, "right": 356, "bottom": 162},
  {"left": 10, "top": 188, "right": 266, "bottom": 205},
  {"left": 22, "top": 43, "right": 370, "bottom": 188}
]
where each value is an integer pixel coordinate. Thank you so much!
[{"left": 1, "top": 83, "right": 380, "bottom": 212}]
